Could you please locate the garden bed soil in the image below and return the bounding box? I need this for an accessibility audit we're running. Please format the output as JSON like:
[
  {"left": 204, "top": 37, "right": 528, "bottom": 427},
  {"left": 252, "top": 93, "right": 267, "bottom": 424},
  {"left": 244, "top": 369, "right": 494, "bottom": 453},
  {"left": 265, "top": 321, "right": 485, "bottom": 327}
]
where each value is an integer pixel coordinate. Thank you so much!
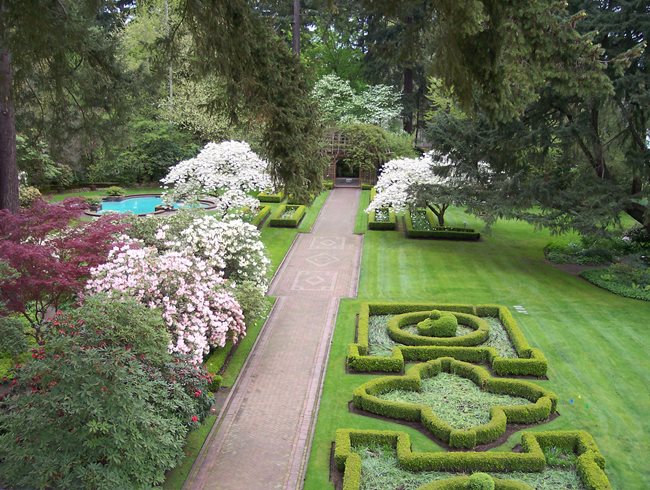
[{"left": 347, "top": 401, "right": 559, "bottom": 452}]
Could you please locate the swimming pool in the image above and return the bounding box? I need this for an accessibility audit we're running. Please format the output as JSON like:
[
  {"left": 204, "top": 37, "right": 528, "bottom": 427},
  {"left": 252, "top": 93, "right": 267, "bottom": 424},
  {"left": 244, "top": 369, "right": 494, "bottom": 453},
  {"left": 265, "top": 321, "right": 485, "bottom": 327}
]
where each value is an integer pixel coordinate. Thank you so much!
[{"left": 92, "top": 195, "right": 211, "bottom": 216}]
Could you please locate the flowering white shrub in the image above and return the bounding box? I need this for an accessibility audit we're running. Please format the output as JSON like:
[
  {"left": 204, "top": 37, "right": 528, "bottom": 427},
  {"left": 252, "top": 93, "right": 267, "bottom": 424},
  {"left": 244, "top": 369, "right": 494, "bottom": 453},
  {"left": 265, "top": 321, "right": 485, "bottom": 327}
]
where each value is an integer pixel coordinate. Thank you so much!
[
  {"left": 157, "top": 215, "right": 270, "bottom": 290},
  {"left": 87, "top": 244, "right": 246, "bottom": 364},
  {"left": 162, "top": 141, "right": 273, "bottom": 214}
]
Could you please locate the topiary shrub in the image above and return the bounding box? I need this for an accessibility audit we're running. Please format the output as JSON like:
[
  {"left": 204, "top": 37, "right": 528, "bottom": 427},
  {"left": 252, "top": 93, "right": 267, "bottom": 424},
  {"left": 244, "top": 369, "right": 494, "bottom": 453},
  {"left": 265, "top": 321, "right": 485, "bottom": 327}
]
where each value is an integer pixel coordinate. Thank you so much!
[
  {"left": 105, "top": 185, "right": 126, "bottom": 197},
  {"left": 417, "top": 310, "right": 458, "bottom": 337},
  {"left": 467, "top": 473, "right": 495, "bottom": 490},
  {"left": 18, "top": 185, "right": 41, "bottom": 207}
]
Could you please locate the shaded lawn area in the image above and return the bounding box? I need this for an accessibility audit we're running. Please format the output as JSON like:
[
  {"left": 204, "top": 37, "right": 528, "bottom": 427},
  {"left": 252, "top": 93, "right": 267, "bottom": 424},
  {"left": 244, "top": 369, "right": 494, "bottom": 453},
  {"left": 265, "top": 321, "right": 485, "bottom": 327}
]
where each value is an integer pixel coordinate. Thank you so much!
[{"left": 304, "top": 207, "right": 650, "bottom": 489}]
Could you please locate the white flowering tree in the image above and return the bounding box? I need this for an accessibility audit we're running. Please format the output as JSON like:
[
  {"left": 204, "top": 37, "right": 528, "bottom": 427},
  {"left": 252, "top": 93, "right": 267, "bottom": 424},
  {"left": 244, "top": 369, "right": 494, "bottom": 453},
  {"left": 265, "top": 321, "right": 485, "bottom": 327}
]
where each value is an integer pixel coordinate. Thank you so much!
[
  {"left": 87, "top": 244, "right": 246, "bottom": 364},
  {"left": 368, "top": 151, "right": 488, "bottom": 226},
  {"left": 312, "top": 74, "right": 402, "bottom": 130},
  {"left": 161, "top": 141, "right": 273, "bottom": 215}
]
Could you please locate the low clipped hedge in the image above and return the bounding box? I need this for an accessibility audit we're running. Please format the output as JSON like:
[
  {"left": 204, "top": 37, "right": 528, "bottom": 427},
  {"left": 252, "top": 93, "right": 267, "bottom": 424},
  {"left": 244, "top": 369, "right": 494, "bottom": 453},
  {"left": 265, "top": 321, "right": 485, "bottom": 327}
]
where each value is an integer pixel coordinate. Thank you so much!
[
  {"left": 351, "top": 358, "right": 557, "bottom": 448},
  {"left": 387, "top": 311, "right": 488, "bottom": 347},
  {"left": 251, "top": 205, "right": 271, "bottom": 228},
  {"left": 268, "top": 204, "right": 306, "bottom": 228},
  {"left": 404, "top": 208, "right": 480, "bottom": 241},
  {"left": 335, "top": 429, "right": 611, "bottom": 490},
  {"left": 368, "top": 208, "right": 397, "bottom": 230},
  {"left": 257, "top": 191, "right": 284, "bottom": 203},
  {"left": 348, "top": 303, "right": 548, "bottom": 377}
]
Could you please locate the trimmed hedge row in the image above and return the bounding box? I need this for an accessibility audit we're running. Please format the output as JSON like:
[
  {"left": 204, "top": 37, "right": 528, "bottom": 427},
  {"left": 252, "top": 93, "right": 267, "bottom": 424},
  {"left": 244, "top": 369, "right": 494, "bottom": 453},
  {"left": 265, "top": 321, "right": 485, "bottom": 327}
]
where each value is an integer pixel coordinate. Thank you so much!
[
  {"left": 419, "top": 476, "right": 532, "bottom": 490},
  {"left": 335, "top": 429, "right": 611, "bottom": 490},
  {"left": 387, "top": 311, "right": 488, "bottom": 347},
  {"left": 268, "top": 204, "right": 306, "bottom": 228},
  {"left": 347, "top": 303, "right": 548, "bottom": 377},
  {"left": 351, "top": 358, "right": 557, "bottom": 448},
  {"left": 257, "top": 191, "right": 284, "bottom": 203},
  {"left": 251, "top": 205, "right": 271, "bottom": 228},
  {"left": 405, "top": 208, "right": 481, "bottom": 241},
  {"left": 368, "top": 208, "right": 397, "bottom": 230}
]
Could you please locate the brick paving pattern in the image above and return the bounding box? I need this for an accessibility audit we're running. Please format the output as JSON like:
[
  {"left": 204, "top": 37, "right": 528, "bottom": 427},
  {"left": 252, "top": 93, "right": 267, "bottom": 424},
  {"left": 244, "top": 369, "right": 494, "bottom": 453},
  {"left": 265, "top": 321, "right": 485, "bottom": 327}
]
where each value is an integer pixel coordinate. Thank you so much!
[{"left": 185, "top": 188, "right": 363, "bottom": 489}]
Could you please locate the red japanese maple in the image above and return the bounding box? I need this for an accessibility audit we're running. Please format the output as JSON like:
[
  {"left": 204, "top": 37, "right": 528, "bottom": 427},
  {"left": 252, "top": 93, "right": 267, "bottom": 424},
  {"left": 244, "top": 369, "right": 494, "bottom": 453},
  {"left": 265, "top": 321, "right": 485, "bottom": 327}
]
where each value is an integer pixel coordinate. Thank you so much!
[{"left": 0, "top": 198, "right": 127, "bottom": 342}]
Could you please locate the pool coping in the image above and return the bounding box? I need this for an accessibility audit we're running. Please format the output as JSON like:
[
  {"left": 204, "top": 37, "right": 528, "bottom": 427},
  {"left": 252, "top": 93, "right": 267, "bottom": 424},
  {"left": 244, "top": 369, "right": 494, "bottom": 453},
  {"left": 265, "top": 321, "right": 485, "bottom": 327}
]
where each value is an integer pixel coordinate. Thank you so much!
[{"left": 84, "top": 194, "right": 218, "bottom": 217}]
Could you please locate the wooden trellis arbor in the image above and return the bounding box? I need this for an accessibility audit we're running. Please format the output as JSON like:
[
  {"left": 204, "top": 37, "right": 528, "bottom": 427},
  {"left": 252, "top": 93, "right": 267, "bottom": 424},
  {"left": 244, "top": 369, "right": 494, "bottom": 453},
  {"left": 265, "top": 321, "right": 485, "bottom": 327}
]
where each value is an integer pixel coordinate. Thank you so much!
[{"left": 322, "top": 129, "right": 377, "bottom": 187}]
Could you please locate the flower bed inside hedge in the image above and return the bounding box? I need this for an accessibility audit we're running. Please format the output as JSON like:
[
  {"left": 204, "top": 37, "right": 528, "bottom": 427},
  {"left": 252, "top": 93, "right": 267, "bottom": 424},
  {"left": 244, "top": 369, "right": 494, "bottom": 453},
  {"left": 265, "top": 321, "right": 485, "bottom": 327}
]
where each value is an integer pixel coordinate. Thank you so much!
[
  {"left": 352, "top": 358, "right": 557, "bottom": 448},
  {"left": 268, "top": 204, "right": 306, "bottom": 228},
  {"left": 348, "top": 302, "right": 547, "bottom": 377},
  {"left": 335, "top": 429, "right": 611, "bottom": 490},
  {"left": 368, "top": 208, "right": 397, "bottom": 230},
  {"left": 257, "top": 191, "right": 284, "bottom": 203},
  {"left": 404, "top": 208, "right": 480, "bottom": 241}
]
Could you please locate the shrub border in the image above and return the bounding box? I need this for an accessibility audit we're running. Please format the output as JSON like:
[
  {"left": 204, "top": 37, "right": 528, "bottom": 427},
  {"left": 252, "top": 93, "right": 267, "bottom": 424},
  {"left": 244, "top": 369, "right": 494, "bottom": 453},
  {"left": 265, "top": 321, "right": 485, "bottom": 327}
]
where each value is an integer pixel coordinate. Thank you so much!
[
  {"left": 580, "top": 268, "right": 650, "bottom": 302},
  {"left": 368, "top": 208, "right": 397, "bottom": 230},
  {"left": 352, "top": 358, "right": 557, "bottom": 448},
  {"left": 334, "top": 428, "right": 611, "bottom": 490},
  {"left": 347, "top": 302, "right": 548, "bottom": 377},
  {"left": 404, "top": 208, "right": 480, "bottom": 241},
  {"left": 268, "top": 204, "right": 306, "bottom": 228}
]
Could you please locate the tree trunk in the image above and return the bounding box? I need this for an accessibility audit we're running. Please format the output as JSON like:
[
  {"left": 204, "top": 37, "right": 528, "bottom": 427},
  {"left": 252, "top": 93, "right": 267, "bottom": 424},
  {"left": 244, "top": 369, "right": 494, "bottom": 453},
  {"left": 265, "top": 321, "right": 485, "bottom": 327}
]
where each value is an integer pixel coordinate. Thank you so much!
[
  {"left": 0, "top": 43, "right": 18, "bottom": 212},
  {"left": 292, "top": 0, "right": 300, "bottom": 56},
  {"left": 430, "top": 203, "right": 448, "bottom": 226},
  {"left": 403, "top": 67, "right": 414, "bottom": 133}
]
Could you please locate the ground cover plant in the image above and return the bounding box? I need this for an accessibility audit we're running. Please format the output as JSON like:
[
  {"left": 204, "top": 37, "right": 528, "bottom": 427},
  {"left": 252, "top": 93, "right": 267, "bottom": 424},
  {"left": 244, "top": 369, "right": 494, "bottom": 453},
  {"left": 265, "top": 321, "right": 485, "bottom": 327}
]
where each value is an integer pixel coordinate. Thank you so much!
[
  {"left": 348, "top": 303, "right": 546, "bottom": 377},
  {"left": 304, "top": 207, "right": 649, "bottom": 489},
  {"left": 581, "top": 263, "right": 650, "bottom": 301},
  {"left": 352, "top": 359, "right": 557, "bottom": 449}
]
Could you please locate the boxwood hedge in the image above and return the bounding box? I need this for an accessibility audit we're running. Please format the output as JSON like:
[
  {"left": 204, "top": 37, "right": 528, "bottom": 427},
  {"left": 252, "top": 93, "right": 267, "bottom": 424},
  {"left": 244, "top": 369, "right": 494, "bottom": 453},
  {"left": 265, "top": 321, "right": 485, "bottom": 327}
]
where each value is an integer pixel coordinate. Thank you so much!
[
  {"left": 257, "top": 191, "right": 284, "bottom": 203},
  {"left": 351, "top": 358, "right": 557, "bottom": 448},
  {"left": 251, "top": 205, "right": 271, "bottom": 228},
  {"left": 335, "top": 429, "right": 611, "bottom": 490},
  {"left": 347, "top": 303, "right": 548, "bottom": 377},
  {"left": 368, "top": 208, "right": 397, "bottom": 230},
  {"left": 404, "top": 208, "right": 481, "bottom": 241},
  {"left": 268, "top": 204, "right": 306, "bottom": 228}
]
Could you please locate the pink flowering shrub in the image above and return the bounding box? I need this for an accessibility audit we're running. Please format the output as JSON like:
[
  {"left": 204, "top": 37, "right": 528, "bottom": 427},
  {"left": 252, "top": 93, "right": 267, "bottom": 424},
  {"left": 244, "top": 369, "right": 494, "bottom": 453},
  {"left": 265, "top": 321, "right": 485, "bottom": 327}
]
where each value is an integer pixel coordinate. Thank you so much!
[{"left": 87, "top": 245, "right": 245, "bottom": 363}]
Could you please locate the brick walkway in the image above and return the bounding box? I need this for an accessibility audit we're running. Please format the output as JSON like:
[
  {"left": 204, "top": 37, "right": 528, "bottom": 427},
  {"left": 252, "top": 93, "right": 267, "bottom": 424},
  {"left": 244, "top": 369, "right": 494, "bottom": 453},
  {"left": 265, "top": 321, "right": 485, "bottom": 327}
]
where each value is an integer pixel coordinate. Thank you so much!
[{"left": 185, "top": 188, "right": 363, "bottom": 490}]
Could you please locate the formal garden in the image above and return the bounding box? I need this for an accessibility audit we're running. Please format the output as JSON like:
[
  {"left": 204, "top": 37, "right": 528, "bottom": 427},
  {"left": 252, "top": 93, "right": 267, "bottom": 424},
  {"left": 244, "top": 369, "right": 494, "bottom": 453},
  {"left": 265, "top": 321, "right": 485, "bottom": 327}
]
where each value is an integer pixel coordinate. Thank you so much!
[{"left": 0, "top": 2, "right": 648, "bottom": 490}]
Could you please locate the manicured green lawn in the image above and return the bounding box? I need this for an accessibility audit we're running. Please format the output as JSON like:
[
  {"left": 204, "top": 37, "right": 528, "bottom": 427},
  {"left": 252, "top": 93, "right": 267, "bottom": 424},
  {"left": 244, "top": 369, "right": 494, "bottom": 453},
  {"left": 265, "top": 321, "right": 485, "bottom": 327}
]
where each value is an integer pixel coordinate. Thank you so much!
[
  {"left": 354, "top": 189, "right": 371, "bottom": 234},
  {"left": 305, "top": 207, "right": 650, "bottom": 489}
]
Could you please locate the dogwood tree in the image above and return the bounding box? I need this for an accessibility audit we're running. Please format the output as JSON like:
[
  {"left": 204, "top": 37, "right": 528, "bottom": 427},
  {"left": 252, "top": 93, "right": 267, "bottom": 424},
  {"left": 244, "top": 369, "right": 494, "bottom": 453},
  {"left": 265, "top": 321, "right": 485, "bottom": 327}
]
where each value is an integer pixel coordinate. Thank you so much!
[
  {"left": 161, "top": 141, "right": 273, "bottom": 214},
  {"left": 368, "top": 152, "right": 490, "bottom": 226}
]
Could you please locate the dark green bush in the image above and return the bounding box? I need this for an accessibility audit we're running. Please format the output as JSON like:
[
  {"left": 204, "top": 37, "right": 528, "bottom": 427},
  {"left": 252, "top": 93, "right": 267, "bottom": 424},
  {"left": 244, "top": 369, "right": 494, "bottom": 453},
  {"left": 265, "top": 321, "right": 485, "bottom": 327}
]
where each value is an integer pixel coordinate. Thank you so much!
[
  {"left": 467, "top": 473, "right": 495, "bottom": 490},
  {"left": 405, "top": 210, "right": 480, "bottom": 240},
  {"left": 368, "top": 208, "right": 397, "bottom": 230},
  {"left": 544, "top": 241, "right": 613, "bottom": 265},
  {"left": 581, "top": 264, "right": 650, "bottom": 301},
  {"left": 417, "top": 310, "right": 458, "bottom": 337}
]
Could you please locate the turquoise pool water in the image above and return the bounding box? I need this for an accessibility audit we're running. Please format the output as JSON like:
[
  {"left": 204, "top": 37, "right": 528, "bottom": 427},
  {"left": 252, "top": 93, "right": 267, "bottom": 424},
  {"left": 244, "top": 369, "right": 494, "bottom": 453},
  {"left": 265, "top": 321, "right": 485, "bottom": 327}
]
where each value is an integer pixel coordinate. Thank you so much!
[{"left": 98, "top": 196, "right": 186, "bottom": 215}]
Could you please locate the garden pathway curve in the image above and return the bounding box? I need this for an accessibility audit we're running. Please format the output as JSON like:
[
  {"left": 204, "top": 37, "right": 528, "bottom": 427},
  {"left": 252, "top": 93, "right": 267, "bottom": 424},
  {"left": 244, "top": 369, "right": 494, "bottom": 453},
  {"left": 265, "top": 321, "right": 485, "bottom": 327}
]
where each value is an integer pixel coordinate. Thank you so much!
[{"left": 185, "top": 188, "right": 363, "bottom": 490}]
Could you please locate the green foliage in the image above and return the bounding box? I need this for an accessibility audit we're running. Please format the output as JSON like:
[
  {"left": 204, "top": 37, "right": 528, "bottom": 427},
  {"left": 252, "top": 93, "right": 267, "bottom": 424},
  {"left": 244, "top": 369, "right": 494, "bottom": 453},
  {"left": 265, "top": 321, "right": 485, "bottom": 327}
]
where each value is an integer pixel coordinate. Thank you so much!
[
  {"left": 0, "top": 295, "right": 213, "bottom": 489},
  {"left": 0, "top": 316, "right": 28, "bottom": 360},
  {"left": 468, "top": 473, "right": 495, "bottom": 490},
  {"left": 232, "top": 280, "right": 267, "bottom": 325},
  {"left": 18, "top": 185, "right": 42, "bottom": 207},
  {"left": 16, "top": 134, "right": 73, "bottom": 189},
  {"left": 340, "top": 124, "right": 391, "bottom": 171},
  {"left": 105, "top": 186, "right": 126, "bottom": 197},
  {"left": 581, "top": 264, "right": 650, "bottom": 301},
  {"left": 250, "top": 205, "right": 271, "bottom": 228},
  {"left": 544, "top": 242, "right": 614, "bottom": 265},
  {"left": 257, "top": 192, "right": 284, "bottom": 203},
  {"left": 90, "top": 118, "right": 199, "bottom": 184}
]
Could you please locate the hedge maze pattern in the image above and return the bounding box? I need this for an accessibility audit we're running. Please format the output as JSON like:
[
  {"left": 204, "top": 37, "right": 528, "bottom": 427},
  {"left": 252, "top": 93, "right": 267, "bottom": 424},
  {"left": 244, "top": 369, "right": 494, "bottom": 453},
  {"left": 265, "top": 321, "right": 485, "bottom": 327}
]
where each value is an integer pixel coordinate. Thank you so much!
[{"left": 334, "top": 302, "right": 612, "bottom": 489}]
